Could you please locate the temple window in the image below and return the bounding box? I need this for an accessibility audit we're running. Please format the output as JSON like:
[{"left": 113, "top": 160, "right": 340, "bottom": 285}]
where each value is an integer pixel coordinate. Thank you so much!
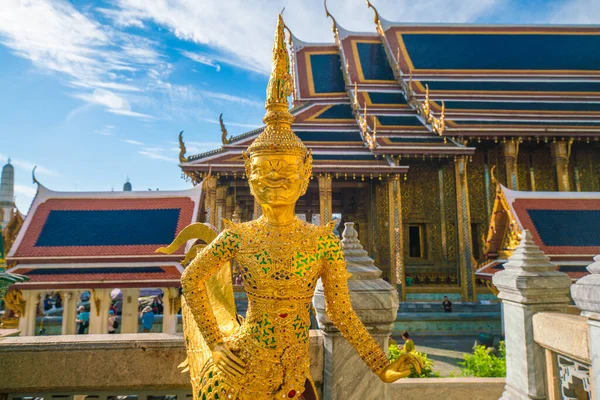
[{"left": 408, "top": 224, "right": 426, "bottom": 259}]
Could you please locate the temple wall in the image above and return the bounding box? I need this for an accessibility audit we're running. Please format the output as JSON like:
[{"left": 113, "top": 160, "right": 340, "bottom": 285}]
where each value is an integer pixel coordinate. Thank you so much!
[
  {"left": 571, "top": 142, "right": 600, "bottom": 192},
  {"left": 401, "top": 161, "right": 459, "bottom": 286}
]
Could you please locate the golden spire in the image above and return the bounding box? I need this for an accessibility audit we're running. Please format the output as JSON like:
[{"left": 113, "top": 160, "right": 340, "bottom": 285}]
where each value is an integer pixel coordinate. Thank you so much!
[{"left": 246, "top": 14, "right": 306, "bottom": 158}]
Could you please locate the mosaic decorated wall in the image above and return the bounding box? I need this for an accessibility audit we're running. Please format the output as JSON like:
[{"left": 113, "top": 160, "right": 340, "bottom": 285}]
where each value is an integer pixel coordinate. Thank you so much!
[{"left": 401, "top": 161, "right": 458, "bottom": 286}]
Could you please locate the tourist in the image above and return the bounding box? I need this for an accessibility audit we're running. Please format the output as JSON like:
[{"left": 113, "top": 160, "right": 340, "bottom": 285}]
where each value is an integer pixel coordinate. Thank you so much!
[
  {"left": 442, "top": 296, "right": 453, "bottom": 313},
  {"left": 76, "top": 306, "right": 89, "bottom": 334},
  {"left": 401, "top": 332, "right": 415, "bottom": 353},
  {"left": 140, "top": 306, "right": 154, "bottom": 333},
  {"left": 109, "top": 302, "right": 117, "bottom": 316},
  {"left": 43, "top": 294, "right": 52, "bottom": 311},
  {"left": 152, "top": 294, "right": 163, "bottom": 315},
  {"left": 54, "top": 293, "right": 62, "bottom": 309},
  {"left": 108, "top": 310, "right": 117, "bottom": 334}
]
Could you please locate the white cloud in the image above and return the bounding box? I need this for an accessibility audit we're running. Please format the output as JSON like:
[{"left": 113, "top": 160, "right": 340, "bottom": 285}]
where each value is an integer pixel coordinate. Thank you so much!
[
  {"left": 0, "top": 153, "right": 58, "bottom": 177},
  {"left": 72, "top": 80, "right": 141, "bottom": 92},
  {"left": 110, "top": 108, "right": 155, "bottom": 118},
  {"left": 142, "top": 147, "right": 164, "bottom": 152},
  {"left": 138, "top": 150, "right": 178, "bottom": 163},
  {"left": 122, "top": 139, "right": 145, "bottom": 146},
  {"left": 113, "top": 0, "right": 503, "bottom": 74},
  {"left": 14, "top": 184, "right": 37, "bottom": 198},
  {"left": 97, "top": 7, "right": 144, "bottom": 28},
  {"left": 180, "top": 50, "right": 221, "bottom": 72},
  {"left": 0, "top": 0, "right": 161, "bottom": 118},
  {"left": 549, "top": 0, "right": 600, "bottom": 23},
  {"left": 202, "top": 91, "right": 262, "bottom": 107},
  {"left": 74, "top": 89, "right": 153, "bottom": 119},
  {"left": 94, "top": 125, "right": 116, "bottom": 136}
]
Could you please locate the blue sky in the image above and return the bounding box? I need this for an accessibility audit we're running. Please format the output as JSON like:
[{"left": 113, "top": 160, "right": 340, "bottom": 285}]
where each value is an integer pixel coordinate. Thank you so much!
[{"left": 0, "top": 0, "right": 597, "bottom": 212}]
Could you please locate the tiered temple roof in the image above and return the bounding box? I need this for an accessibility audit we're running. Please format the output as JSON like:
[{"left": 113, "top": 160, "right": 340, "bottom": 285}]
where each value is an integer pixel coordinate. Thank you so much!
[
  {"left": 180, "top": 5, "right": 600, "bottom": 177},
  {"left": 6, "top": 183, "right": 202, "bottom": 290},
  {"left": 476, "top": 184, "right": 600, "bottom": 281}
]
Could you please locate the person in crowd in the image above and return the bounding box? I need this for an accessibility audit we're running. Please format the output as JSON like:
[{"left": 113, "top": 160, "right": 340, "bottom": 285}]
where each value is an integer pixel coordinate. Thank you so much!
[
  {"left": 76, "top": 305, "right": 89, "bottom": 334},
  {"left": 140, "top": 306, "right": 154, "bottom": 333},
  {"left": 54, "top": 293, "right": 62, "bottom": 309},
  {"left": 152, "top": 294, "right": 163, "bottom": 315},
  {"left": 235, "top": 274, "right": 243, "bottom": 286},
  {"left": 109, "top": 302, "right": 117, "bottom": 316},
  {"left": 402, "top": 331, "right": 415, "bottom": 353},
  {"left": 442, "top": 296, "right": 453, "bottom": 313},
  {"left": 108, "top": 309, "right": 117, "bottom": 334},
  {"left": 43, "top": 294, "right": 52, "bottom": 311}
]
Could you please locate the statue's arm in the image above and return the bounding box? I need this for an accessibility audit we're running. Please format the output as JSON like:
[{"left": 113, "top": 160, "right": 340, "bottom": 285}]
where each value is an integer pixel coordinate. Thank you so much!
[
  {"left": 320, "top": 233, "right": 389, "bottom": 375},
  {"left": 181, "top": 229, "right": 239, "bottom": 349}
]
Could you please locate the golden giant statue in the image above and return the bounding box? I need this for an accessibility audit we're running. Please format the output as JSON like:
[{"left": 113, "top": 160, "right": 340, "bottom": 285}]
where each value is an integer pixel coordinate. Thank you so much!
[{"left": 163, "top": 15, "right": 419, "bottom": 400}]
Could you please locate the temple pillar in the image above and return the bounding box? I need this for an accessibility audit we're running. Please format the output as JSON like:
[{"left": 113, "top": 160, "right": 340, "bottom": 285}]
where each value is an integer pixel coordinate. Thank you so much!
[
  {"left": 203, "top": 176, "right": 218, "bottom": 227},
  {"left": 60, "top": 290, "right": 81, "bottom": 335},
  {"left": 551, "top": 139, "right": 572, "bottom": 191},
  {"left": 89, "top": 288, "right": 112, "bottom": 334},
  {"left": 162, "top": 288, "right": 180, "bottom": 334},
  {"left": 455, "top": 156, "right": 476, "bottom": 301},
  {"left": 18, "top": 290, "right": 40, "bottom": 336},
  {"left": 387, "top": 175, "right": 402, "bottom": 294},
  {"left": 225, "top": 194, "right": 235, "bottom": 221},
  {"left": 503, "top": 138, "right": 520, "bottom": 190},
  {"left": 355, "top": 189, "right": 368, "bottom": 250},
  {"left": 493, "top": 231, "right": 571, "bottom": 400},
  {"left": 120, "top": 288, "right": 140, "bottom": 334},
  {"left": 313, "top": 223, "right": 398, "bottom": 400},
  {"left": 215, "top": 185, "right": 227, "bottom": 231},
  {"left": 318, "top": 174, "right": 332, "bottom": 225}
]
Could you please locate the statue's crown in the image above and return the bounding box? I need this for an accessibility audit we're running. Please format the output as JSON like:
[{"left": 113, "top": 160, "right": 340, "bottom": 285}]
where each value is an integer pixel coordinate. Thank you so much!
[{"left": 246, "top": 15, "right": 307, "bottom": 158}]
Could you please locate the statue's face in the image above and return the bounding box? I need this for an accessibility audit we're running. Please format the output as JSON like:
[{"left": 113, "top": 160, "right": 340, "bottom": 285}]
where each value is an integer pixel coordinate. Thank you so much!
[{"left": 247, "top": 154, "right": 310, "bottom": 206}]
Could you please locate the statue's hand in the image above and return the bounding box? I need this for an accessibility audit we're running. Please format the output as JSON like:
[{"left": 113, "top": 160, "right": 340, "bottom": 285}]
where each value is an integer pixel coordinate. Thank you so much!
[
  {"left": 377, "top": 353, "right": 423, "bottom": 383},
  {"left": 211, "top": 342, "right": 246, "bottom": 379}
]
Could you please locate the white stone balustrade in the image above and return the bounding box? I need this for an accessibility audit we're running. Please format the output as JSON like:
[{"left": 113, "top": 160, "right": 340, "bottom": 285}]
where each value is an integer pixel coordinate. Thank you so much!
[
  {"left": 313, "top": 222, "right": 398, "bottom": 400},
  {"left": 571, "top": 254, "right": 600, "bottom": 399},
  {"left": 492, "top": 230, "right": 572, "bottom": 400}
]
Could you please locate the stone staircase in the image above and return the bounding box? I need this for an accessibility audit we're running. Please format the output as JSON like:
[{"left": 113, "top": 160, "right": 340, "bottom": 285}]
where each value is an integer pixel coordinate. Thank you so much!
[{"left": 394, "top": 301, "right": 502, "bottom": 337}]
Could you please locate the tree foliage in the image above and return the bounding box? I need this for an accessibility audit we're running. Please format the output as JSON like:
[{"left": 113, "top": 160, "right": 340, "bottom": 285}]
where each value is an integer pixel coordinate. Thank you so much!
[{"left": 458, "top": 341, "right": 506, "bottom": 377}]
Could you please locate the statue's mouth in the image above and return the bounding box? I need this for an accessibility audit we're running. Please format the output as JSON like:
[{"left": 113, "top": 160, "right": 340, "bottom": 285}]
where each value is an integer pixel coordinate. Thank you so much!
[{"left": 257, "top": 178, "right": 289, "bottom": 190}]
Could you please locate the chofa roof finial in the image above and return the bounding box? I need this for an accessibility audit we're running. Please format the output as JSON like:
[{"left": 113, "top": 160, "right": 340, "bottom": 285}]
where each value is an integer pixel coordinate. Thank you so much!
[{"left": 324, "top": 0, "right": 339, "bottom": 34}]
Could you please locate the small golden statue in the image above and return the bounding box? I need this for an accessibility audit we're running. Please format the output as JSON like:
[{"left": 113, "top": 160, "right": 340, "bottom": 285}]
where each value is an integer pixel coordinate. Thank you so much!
[{"left": 163, "top": 15, "right": 419, "bottom": 400}]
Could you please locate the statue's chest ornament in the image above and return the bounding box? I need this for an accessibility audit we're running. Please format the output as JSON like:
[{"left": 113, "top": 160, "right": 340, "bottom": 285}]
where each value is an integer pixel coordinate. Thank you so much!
[{"left": 239, "top": 230, "right": 321, "bottom": 279}]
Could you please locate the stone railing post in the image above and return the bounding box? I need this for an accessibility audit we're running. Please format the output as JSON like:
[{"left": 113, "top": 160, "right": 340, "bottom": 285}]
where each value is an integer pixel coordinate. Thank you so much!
[
  {"left": 60, "top": 290, "right": 81, "bottom": 335},
  {"left": 89, "top": 288, "right": 113, "bottom": 334},
  {"left": 313, "top": 222, "right": 398, "bottom": 400},
  {"left": 162, "top": 287, "right": 180, "bottom": 334},
  {"left": 121, "top": 288, "right": 140, "bottom": 334},
  {"left": 571, "top": 255, "right": 600, "bottom": 399},
  {"left": 492, "top": 230, "right": 571, "bottom": 400},
  {"left": 18, "top": 290, "right": 40, "bottom": 336}
]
